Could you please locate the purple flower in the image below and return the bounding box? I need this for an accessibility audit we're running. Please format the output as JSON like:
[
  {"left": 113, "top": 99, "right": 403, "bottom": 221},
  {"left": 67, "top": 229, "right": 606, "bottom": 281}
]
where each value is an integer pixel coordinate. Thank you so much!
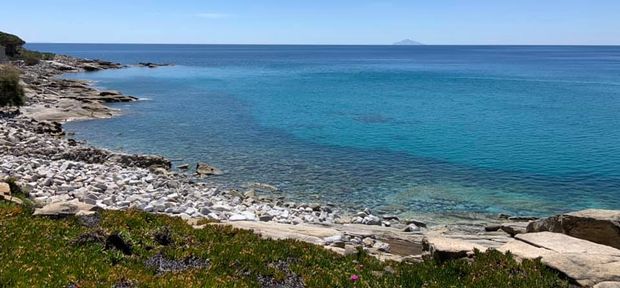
[{"left": 350, "top": 274, "right": 360, "bottom": 282}]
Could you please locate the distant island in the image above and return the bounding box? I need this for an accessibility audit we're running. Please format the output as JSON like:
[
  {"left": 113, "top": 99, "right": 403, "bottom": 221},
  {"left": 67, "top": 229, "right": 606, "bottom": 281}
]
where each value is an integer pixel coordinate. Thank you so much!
[{"left": 393, "top": 38, "right": 424, "bottom": 45}]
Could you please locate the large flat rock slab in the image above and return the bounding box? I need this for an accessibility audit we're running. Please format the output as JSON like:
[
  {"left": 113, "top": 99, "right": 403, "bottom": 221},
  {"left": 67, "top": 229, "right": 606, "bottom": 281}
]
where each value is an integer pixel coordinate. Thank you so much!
[
  {"left": 516, "top": 232, "right": 620, "bottom": 256},
  {"left": 527, "top": 209, "right": 620, "bottom": 249},
  {"left": 33, "top": 199, "right": 98, "bottom": 217},
  {"left": 219, "top": 221, "right": 342, "bottom": 245},
  {"left": 499, "top": 232, "right": 620, "bottom": 287}
]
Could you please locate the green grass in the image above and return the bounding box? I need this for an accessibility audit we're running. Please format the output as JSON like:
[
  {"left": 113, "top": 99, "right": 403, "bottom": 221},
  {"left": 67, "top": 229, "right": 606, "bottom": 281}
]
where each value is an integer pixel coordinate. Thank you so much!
[{"left": 0, "top": 201, "right": 569, "bottom": 288}]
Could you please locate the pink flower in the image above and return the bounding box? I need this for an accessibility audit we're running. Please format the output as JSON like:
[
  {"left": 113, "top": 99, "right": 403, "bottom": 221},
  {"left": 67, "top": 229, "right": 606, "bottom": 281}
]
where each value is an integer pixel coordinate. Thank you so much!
[{"left": 350, "top": 274, "right": 360, "bottom": 282}]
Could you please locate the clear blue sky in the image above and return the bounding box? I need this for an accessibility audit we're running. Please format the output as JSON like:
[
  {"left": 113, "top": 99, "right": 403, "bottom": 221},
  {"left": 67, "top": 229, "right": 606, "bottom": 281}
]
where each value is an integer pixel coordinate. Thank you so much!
[{"left": 2, "top": 0, "right": 619, "bottom": 45}]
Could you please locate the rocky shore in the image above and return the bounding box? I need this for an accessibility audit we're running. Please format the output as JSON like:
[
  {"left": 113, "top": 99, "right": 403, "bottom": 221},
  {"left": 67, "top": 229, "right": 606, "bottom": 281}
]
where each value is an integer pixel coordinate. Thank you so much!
[{"left": 1, "top": 55, "right": 619, "bottom": 287}]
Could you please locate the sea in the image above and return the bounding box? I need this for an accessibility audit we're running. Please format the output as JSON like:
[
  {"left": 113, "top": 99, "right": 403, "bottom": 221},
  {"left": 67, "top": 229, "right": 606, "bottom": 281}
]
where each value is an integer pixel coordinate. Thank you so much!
[{"left": 26, "top": 44, "right": 620, "bottom": 222}]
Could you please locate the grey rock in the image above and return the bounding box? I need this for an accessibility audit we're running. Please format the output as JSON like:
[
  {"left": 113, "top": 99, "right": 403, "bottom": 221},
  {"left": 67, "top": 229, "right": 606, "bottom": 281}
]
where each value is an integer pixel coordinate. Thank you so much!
[
  {"left": 195, "top": 162, "right": 223, "bottom": 176},
  {"left": 527, "top": 209, "right": 620, "bottom": 249}
]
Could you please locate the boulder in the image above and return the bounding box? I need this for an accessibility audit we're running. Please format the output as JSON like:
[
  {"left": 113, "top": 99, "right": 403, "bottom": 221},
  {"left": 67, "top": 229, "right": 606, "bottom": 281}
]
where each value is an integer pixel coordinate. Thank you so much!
[
  {"left": 404, "top": 224, "right": 420, "bottom": 232},
  {"left": 0, "top": 182, "right": 10, "bottom": 196},
  {"left": 196, "top": 163, "right": 223, "bottom": 176},
  {"left": 228, "top": 211, "right": 257, "bottom": 222},
  {"left": 33, "top": 199, "right": 98, "bottom": 217},
  {"left": 499, "top": 232, "right": 620, "bottom": 287},
  {"left": 422, "top": 236, "right": 487, "bottom": 261},
  {"left": 527, "top": 209, "right": 620, "bottom": 249},
  {"left": 594, "top": 282, "right": 620, "bottom": 288}
]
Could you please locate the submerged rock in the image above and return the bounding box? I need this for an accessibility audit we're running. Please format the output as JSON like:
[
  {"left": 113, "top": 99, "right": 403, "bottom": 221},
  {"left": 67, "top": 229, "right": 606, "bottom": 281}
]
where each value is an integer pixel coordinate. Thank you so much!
[{"left": 196, "top": 162, "right": 223, "bottom": 176}]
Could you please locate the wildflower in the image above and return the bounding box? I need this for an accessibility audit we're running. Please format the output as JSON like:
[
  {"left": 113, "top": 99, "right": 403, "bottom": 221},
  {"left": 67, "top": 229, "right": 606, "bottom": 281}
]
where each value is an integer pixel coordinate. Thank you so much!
[{"left": 350, "top": 274, "right": 360, "bottom": 282}]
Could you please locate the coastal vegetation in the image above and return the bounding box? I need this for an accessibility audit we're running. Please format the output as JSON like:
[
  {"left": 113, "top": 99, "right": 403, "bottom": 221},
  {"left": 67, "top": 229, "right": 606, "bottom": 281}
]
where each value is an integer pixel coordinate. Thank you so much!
[
  {"left": 0, "top": 31, "right": 54, "bottom": 65},
  {"left": 0, "top": 64, "right": 25, "bottom": 107},
  {"left": 0, "top": 199, "right": 569, "bottom": 288}
]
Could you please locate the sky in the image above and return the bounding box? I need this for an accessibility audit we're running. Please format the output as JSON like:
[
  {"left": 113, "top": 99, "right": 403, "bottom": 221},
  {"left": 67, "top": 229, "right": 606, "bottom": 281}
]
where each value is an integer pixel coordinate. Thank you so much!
[{"left": 2, "top": 0, "right": 619, "bottom": 45}]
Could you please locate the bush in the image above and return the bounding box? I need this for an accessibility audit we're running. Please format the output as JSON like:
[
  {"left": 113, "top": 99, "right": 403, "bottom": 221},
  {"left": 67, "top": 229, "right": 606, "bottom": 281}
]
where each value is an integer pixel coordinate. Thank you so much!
[
  {"left": 0, "top": 65, "right": 25, "bottom": 107},
  {"left": 18, "top": 49, "right": 55, "bottom": 66}
]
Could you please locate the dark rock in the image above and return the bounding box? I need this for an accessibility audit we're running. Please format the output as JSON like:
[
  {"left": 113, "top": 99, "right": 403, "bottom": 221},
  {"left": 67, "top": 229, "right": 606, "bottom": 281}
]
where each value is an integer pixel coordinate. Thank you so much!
[
  {"left": 508, "top": 216, "right": 539, "bottom": 221},
  {"left": 106, "top": 233, "right": 132, "bottom": 255},
  {"left": 382, "top": 215, "right": 400, "bottom": 221},
  {"left": 81, "top": 64, "right": 101, "bottom": 72},
  {"left": 112, "top": 279, "right": 134, "bottom": 288},
  {"left": 78, "top": 213, "right": 101, "bottom": 228},
  {"left": 259, "top": 215, "right": 275, "bottom": 222},
  {"left": 99, "top": 90, "right": 121, "bottom": 96},
  {"left": 154, "top": 227, "right": 173, "bottom": 246},
  {"left": 145, "top": 253, "right": 210, "bottom": 275},
  {"left": 484, "top": 224, "right": 501, "bottom": 232},
  {"left": 72, "top": 229, "right": 106, "bottom": 246},
  {"left": 138, "top": 62, "right": 172, "bottom": 68},
  {"left": 257, "top": 259, "right": 304, "bottom": 288},
  {"left": 405, "top": 219, "right": 427, "bottom": 228}
]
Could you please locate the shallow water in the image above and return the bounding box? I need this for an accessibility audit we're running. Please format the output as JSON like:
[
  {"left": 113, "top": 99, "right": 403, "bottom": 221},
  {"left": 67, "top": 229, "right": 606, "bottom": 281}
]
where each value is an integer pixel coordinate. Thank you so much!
[{"left": 28, "top": 44, "right": 620, "bottom": 219}]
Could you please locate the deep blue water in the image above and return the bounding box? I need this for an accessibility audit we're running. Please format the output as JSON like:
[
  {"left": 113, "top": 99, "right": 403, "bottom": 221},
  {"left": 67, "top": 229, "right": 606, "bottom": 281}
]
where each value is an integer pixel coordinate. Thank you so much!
[{"left": 27, "top": 44, "right": 620, "bottom": 220}]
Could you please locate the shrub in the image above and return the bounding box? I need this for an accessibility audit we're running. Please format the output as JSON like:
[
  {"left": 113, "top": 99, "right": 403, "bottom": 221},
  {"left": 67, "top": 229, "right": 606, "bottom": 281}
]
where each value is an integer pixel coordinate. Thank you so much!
[
  {"left": 19, "top": 49, "right": 55, "bottom": 66},
  {"left": 0, "top": 65, "right": 25, "bottom": 107}
]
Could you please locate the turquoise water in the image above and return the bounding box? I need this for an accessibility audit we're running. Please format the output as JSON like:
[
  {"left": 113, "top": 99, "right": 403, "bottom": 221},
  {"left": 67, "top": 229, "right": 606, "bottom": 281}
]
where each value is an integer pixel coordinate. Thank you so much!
[{"left": 29, "top": 44, "right": 620, "bottom": 219}]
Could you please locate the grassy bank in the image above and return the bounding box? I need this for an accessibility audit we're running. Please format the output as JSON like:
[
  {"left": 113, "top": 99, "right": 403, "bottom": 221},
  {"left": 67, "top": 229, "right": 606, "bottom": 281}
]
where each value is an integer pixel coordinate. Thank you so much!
[{"left": 0, "top": 200, "right": 569, "bottom": 288}]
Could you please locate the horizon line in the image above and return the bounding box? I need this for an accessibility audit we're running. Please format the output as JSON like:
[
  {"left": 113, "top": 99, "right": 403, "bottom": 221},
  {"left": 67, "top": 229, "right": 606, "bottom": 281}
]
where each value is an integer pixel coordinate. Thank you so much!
[{"left": 27, "top": 42, "right": 620, "bottom": 47}]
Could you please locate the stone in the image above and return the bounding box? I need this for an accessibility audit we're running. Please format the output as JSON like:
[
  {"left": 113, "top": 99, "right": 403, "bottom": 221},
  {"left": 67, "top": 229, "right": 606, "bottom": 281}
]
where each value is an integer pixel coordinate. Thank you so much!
[
  {"left": 527, "top": 209, "right": 620, "bottom": 249},
  {"left": 423, "top": 236, "right": 488, "bottom": 261},
  {"left": 484, "top": 224, "right": 501, "bottom": 232},
  {"left": 404, "top": 224, "right": 420, "bottom": 232},
  {"left": 499, "top": 232, "right": 620, "bottom": 287},
  {"left": 382, "top": 214, "right": 400, "bottom": 221},
  {"left": 373, "top": 241, "right": 391, "bottom": 252},
  {"left": 199, "top": 207, "right": 211, "bottom": 215},
  {"left": 228, "top": 211, "right": 257, "bottom": 222},
  {"left": 363, "top": 215, "right": 381, "bottom": 225},
  {"left": 362, "top": 237, "right": 375, "bottom": 247},
  {"left": 33, "top": 199, "right": 97, "bottom": 217},
  {"left": 323, "top": 234, "right": 343, "bottom": 245},
  {"left": 500, "top": 222, "right": 529, "bottom": 236},
  {"left": 344, "top": 245, "right": 358, "bottom": 256},
  {"left": 243, "top": 189, "right": 256, "bottom": 198},
  {"left": 405, "top": 219, "right": 428, "bottom": 228},
  {"left": 195, "top": 163, "right": 223, "bottom": 176},
  {"left": 0, "top": 182, "right": 11, "bottom": 196},
  {"left": 259, "top": 215, "right": 274, "bottom": 222},
  {"left": 177, "top": 163, "right": 190, "bottom": 170}
]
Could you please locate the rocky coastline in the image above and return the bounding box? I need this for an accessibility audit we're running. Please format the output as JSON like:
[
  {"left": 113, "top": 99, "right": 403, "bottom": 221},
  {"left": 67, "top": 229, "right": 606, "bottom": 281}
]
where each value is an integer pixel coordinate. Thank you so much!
[{"left": 1, "top": 55, "right": 619, "bottom": 286}]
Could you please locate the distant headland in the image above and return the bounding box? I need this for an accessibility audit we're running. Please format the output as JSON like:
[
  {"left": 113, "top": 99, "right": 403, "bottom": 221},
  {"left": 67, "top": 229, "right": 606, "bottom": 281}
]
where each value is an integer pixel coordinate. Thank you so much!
[{"left": 393, "top": 39, "right": 424, "bottom": 45}]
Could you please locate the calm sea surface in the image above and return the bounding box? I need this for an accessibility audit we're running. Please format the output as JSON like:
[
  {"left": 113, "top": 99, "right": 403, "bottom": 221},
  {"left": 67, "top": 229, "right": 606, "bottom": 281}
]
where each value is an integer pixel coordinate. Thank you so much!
[{"left": 27, "top": 44, "right": 620, "bottom": 221}]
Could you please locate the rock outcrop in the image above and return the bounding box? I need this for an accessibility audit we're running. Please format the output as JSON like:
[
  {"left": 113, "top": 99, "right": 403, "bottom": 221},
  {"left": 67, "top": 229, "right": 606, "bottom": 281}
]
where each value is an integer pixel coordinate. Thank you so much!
[
  {"left": 527, "top": 209, "right": 620, "bottom": 249},
  {"left": 499, "top": 232, "right": 620, "bottom": 287}
]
